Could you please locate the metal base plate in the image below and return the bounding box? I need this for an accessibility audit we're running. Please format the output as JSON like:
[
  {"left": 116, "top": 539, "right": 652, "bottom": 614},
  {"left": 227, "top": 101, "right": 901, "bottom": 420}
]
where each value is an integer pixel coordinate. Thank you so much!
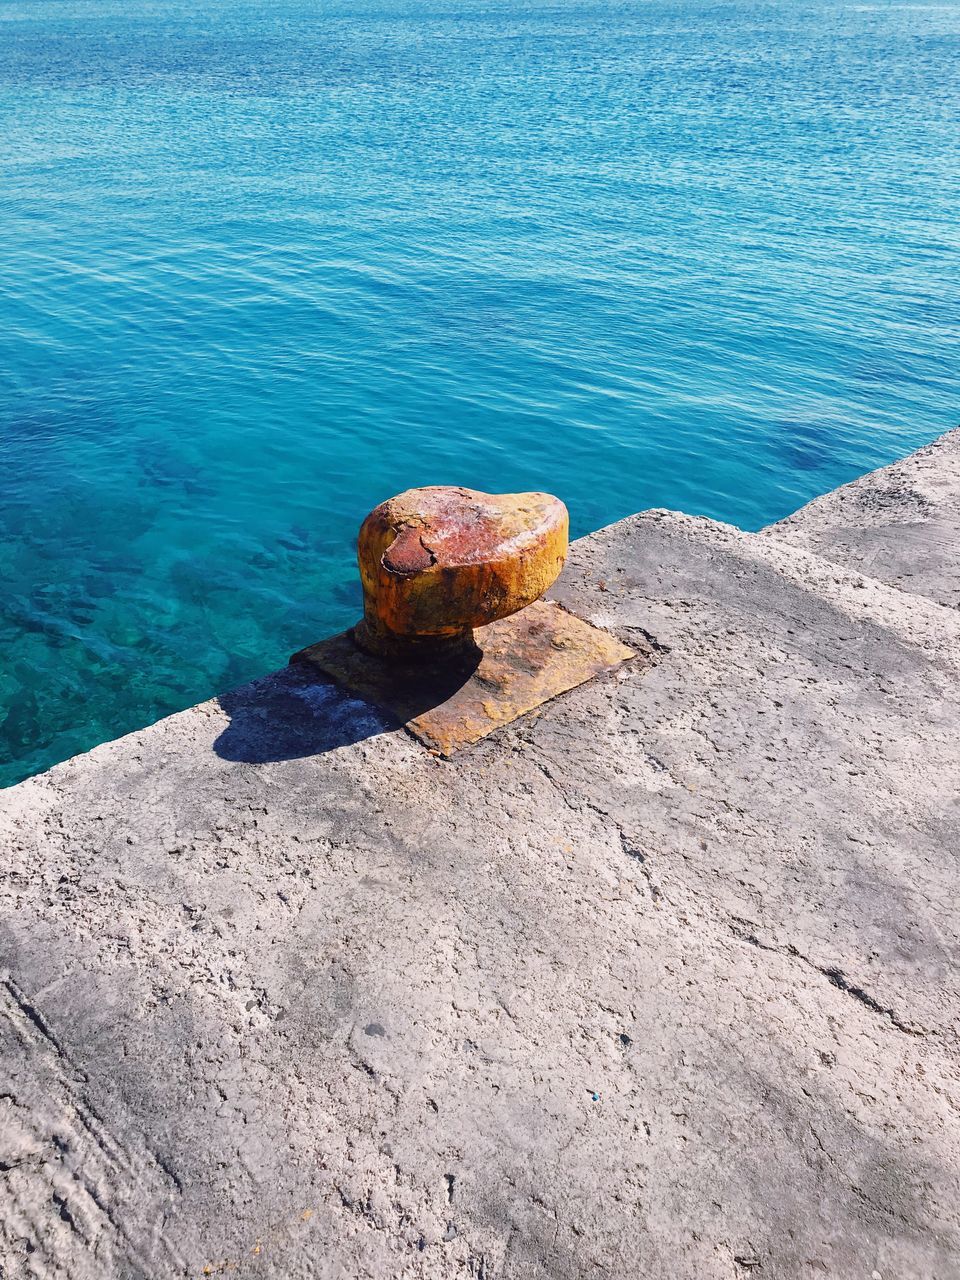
[{"left": 291, "top": 600, "right": 638, "bottom": 756}]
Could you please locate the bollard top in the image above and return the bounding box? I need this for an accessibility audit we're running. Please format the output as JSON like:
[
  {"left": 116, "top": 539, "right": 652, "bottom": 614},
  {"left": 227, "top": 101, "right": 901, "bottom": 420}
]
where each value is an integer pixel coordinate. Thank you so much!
[{"left": 356, "top": 485, "right": 569, "bottom": 650}]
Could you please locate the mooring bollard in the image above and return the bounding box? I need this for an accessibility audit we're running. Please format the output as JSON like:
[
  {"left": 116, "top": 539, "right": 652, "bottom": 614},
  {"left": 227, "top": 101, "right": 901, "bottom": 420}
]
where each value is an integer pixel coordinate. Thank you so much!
[
  {"left": 353, "top": 485, "right": 570, "bottom": 660},
  {"left": 291, "top": 485, "right": 640, "bottom": 755}
]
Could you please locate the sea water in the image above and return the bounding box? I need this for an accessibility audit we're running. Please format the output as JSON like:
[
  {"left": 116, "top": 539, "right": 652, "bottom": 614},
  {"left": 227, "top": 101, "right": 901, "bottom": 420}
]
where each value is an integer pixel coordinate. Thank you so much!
[{"left": 1, "top": 0, "right": 958, "bottom": 786}]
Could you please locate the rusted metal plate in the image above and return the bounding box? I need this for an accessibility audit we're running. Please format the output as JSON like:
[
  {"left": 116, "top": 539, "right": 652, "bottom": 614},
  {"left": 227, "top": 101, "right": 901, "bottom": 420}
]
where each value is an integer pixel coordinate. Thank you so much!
[{"left": 291, "top": 600, "right": 639, "bottom": 756}]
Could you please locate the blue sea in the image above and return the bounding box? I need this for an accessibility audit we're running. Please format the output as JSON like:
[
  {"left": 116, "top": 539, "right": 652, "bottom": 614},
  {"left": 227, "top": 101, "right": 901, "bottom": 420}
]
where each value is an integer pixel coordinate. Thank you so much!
[{"left": 1, "top": 0, "right": 958, "bottom": 787}]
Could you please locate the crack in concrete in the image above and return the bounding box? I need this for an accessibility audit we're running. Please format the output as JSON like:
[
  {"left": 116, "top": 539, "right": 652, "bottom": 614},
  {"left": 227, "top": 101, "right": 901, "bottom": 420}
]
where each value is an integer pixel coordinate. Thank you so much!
[
  {"left": 728, "top": 921, "right": 931, "bottom": 1037},
  {"left": 806, "top": 1123, "right": 914, "bottom": 1224},
  {"left": 619, "top": 836, "right": 663, "bottom": 904},
  {"left": 526, "top": 758, "right": 933, "bottom": 1043}
]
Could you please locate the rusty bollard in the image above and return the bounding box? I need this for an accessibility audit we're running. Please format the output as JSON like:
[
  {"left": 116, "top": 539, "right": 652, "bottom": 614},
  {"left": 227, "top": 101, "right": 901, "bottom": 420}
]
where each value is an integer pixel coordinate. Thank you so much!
[
  {"left": 353, "top": 486, "right": 569, "bottom": 660},
  {"left": 292, "top": 484, "right": 639, "bottom": 755}
]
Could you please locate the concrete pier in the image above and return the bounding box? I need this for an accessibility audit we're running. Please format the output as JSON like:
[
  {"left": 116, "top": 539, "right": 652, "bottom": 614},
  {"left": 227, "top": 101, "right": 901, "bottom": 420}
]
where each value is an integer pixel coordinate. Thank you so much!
[{"left": 2, "top": 431, "right": 960, "bottom": 1279}]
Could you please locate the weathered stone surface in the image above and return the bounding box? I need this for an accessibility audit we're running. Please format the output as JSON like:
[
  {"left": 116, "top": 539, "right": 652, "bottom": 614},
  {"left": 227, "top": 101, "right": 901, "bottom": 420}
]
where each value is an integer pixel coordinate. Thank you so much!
[
  {"left": 2, "top": 439, "right": 960, "bottom": 1279},
  {"left": 765, "top": 426, "right": 960, "bottom": 607}
]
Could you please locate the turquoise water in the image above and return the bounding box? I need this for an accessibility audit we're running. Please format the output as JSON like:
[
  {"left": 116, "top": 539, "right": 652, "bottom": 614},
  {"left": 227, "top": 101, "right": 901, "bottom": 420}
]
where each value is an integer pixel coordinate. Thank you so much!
[{"left": 2, "top": 0, "right": 958, "bottom": 787}]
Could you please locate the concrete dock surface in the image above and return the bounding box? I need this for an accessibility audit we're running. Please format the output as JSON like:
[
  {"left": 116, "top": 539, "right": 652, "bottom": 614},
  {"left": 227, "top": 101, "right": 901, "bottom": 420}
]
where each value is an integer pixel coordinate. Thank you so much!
[{"left": 2, "top": 431, "right": 960, "bottom": 1279}]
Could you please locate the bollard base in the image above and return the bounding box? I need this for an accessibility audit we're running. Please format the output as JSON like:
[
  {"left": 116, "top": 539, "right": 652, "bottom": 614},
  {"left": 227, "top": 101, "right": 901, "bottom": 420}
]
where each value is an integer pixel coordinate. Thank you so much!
[{"left": 291, "top": 600, "right": 642, "bottom": 756}]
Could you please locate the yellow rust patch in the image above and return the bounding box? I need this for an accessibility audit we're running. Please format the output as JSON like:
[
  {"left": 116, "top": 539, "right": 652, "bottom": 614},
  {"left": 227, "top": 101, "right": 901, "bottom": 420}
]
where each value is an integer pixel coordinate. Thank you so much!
[{"left": 292, "top": 600, "right": 643, "bottom": 756}]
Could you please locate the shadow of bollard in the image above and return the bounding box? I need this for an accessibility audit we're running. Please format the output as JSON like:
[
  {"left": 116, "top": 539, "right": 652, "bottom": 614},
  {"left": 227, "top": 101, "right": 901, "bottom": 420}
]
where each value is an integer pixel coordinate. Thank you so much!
[{"left": 213, "top": 664, "right": 393, "bottom": 765}]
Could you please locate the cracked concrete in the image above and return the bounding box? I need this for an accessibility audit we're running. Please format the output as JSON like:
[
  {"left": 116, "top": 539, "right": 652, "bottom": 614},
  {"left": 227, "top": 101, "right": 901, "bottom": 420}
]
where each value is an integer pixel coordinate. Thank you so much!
[{"left": 2, "top": 434, "right": 960, "bottom": 1279}]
